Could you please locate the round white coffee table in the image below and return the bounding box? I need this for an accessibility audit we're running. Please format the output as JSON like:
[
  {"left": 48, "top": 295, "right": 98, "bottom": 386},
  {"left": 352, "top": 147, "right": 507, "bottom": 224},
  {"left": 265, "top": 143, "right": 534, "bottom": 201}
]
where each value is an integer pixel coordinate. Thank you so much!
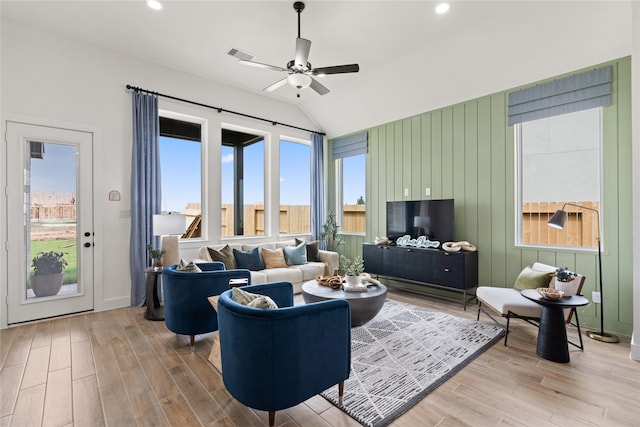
[{"left": 301, "top": 280, "right": 387, "bottom": 326}]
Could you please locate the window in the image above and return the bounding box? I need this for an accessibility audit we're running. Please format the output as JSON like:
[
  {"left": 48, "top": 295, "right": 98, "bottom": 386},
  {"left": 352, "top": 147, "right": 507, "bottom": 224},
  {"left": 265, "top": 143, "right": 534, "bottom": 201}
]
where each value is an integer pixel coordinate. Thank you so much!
[
  {"left": 221, "top": 128, "right": 265, "bottom": 237},
  {"left": 159, "top": 115, "right": 202, "bottom": 238},
  {"left": 337, "top": 154, "right": 366, "bottom": 234},
  {"left": 279, "top": 139, "right": 311, "bottom": 234},
  {"left": 517, "top": 108, "right": 602, "bottom": 248},
  {"left": 333, "top": 132, "right": 367, "bottom": 234}
]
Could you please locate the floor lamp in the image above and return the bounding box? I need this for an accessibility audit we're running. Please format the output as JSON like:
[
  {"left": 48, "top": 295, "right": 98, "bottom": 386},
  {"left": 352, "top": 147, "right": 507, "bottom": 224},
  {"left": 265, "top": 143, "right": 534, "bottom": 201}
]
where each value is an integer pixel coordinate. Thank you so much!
[
  {"left": 153, "top": 214, "right": 187, "bottom": 266},
  {"left": 547, "top": 202, "right": 619, "bottom": 343}
]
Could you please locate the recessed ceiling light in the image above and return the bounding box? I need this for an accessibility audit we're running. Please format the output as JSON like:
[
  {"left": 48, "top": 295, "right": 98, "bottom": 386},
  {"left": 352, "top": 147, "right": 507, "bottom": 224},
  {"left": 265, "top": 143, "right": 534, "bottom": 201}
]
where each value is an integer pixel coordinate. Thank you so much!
[
  {"left": 435, "top": 3, "right": 450, "bottom": 15},
  {"left": 147, "top": 0, "right": 163, "bottom": 11}
]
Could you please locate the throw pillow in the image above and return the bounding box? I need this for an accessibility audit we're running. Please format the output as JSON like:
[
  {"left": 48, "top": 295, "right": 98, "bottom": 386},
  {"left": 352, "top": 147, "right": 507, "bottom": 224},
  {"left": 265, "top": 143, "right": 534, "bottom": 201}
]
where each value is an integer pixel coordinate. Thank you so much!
[
  {"left": 513, "top": 266, "right": 553, "bottom": 290},
  {"left": 207, "top": 245, "right": 236, "bottom": 270},
  {"left": 231, "top": 287, "right": 278, "bottom": 309},
  {"left": 295, "top": 238, "right": 321, "bottom": 262},
  {"left": 261, "top": 247, "right": 288, "bottom": 269},
  {"left": 175, "top": 258, "right": 202, "bottom": 272},
  {"left": 283, "top": 241, "right": 307, "bottom": 265},
  {"left": 233, "top": 247, "right": 265, "bottom": 271}
]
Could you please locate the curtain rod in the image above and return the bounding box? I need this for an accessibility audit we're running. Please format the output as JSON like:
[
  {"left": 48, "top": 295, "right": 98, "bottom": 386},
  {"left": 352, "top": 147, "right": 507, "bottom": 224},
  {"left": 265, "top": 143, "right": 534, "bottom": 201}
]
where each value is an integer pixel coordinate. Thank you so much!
[{"left": 126, "top": 85, "right": 325, "bottom": 136}]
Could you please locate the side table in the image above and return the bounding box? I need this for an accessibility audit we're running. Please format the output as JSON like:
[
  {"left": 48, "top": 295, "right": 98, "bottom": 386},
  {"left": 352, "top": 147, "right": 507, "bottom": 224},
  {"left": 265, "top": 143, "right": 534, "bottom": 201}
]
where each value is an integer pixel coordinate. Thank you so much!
[
  {"left": 207, "top": 296, "right": 222, "bottom": 372},
  {"left": 144, "top": 267, "right": 164, "bottom": 321},
  {"left": 521, "top": 289, "right": 589, "bottom": 363}
]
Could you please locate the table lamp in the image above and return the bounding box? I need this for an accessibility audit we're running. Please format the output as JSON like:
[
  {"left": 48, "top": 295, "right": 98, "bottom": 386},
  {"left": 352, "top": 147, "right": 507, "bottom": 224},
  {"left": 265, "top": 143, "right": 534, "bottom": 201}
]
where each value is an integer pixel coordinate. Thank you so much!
[
  {"left": 547, "top": 202, "right": 618, "bottom": 343},
  {"left": 153, "top": 214, "right": 187, "bottom": 266}
]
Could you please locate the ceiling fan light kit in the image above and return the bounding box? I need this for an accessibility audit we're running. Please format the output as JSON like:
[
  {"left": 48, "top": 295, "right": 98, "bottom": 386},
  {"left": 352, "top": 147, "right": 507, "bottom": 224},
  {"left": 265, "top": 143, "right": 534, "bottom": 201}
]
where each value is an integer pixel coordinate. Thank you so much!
[
  {"left": 228, "top": 1, "right": 359, "bottom": 97},
  {"left": 287, "top": 73, "right": 312, "bottom": 89}
]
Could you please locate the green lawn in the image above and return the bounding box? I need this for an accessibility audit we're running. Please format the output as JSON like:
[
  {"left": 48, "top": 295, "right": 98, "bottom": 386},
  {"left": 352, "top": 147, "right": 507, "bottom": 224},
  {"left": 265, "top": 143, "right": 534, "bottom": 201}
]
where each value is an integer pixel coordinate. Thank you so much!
[{"left": 30, "top": 239, "right": 77, "bottom": 286}]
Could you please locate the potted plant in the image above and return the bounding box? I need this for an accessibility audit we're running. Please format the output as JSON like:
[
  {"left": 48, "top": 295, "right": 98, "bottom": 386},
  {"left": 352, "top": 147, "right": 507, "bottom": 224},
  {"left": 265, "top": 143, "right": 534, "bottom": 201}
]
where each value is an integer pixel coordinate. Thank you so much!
[
  {"left": 147, "top": 244, "right": 166, "bottom": 269},
  {"left": 551, "top": 267, "right": 577, "bottom": 293},
  {"left": 31, "top": 251, "right": 68, "bottom": 297},
  {"left": 320, "top": 211, "right": 345, "bottom": 253},
  {"left": 340, "top": 255, "right": 364, "bottom": 286}
]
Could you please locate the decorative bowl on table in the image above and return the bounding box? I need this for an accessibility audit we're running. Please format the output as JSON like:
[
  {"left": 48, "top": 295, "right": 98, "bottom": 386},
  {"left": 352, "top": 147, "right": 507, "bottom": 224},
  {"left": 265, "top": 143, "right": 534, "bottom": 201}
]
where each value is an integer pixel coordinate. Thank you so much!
[
  {"left": 316, "top": 275, "right": 343, "bottom": 289},
  {"left": 537, "top": 287, "right": 564, "bottom": 300}
]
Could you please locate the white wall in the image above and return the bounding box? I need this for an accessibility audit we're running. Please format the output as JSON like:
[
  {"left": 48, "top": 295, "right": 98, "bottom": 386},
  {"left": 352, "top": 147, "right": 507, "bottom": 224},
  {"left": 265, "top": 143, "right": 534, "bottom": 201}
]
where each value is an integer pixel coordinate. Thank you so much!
[{"left": 0, "top": 19, "right": 317, "bottom": 327}]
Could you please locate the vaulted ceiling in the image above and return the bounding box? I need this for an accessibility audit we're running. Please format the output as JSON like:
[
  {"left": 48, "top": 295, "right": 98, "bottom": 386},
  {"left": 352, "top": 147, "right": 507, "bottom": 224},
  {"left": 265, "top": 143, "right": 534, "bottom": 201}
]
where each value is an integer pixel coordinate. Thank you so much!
[{"left": 1, "top": 1, "right": 633, "bottom": 137}]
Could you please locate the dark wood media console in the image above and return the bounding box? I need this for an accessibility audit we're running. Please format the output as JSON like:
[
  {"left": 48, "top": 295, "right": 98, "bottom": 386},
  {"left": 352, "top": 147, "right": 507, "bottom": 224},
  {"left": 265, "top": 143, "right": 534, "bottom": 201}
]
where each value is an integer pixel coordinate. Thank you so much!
[{"left": 362, "top": 243, "right": 478, "bottom": 309}]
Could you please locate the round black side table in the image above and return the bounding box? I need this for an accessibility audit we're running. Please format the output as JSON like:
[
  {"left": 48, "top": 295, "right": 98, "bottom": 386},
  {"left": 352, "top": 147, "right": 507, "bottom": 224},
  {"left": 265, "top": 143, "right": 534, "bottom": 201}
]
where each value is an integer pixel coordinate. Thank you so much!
[
  {"left": 144, "top": 267, "right": 164, "bottom": 321},
  {"left": 521, "top": 289, "right": 589, "bottom": 363}
]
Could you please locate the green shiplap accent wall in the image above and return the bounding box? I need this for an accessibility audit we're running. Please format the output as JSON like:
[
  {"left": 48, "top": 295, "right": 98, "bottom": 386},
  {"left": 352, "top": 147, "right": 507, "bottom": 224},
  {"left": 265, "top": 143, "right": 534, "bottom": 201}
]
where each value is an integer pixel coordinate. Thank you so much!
[{"left": 328, "top": 57, "right": 633, "bottom": 336}]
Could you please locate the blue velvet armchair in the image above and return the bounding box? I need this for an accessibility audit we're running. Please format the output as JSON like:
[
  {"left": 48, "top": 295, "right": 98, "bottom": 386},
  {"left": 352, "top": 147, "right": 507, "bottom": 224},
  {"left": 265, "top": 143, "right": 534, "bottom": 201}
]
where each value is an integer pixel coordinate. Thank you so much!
[
  {"left": 162, "top": 262, "right": 251, "bottom": 350},
  {"left": 216, "top": 282, "right": 351, "bottom": 427}
]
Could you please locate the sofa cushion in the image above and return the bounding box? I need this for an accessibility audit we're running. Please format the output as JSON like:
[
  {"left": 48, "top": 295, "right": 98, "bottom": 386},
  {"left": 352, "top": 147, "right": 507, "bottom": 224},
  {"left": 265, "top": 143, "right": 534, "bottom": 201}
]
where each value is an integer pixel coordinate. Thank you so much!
[
  {"left": 265, "top": 268, "right": 303, "bottom": 284},
  {"left": 291, "top": 262, "right": 326, "bottom": 282},
  {"left": 233, "top": 247, "right": 265, "bottom": 271},
  {"left": 250, "top": 271, "right": 268, "bottom": 284},
  {"left": 207, "top": 245, "right": 237, "bottom": 270},
  {"left": 476, "top": 287, "right": 543, "bottom": 318},
  {"left": 284, "top": 242, "right": 307, "bottom": 265},
  {"left": 295, "top": 238, "right": 321, "bottom": 262},
  {"left": 261, "top": 247, "right": 288, "bottom": 269},
  {"left": 513, "top": 266, "right": 552, "bottom": 290},
  {"left": 231, "top": 287, "right": 278, "bottom": 309}
]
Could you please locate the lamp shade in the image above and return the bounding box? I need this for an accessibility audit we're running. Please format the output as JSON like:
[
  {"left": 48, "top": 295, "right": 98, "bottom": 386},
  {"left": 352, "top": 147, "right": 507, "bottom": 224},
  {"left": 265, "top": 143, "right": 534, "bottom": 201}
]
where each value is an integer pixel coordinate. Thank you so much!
[
  {"left": 287, "top": 73, "right": 312, "bottom": 89},
  {"left": 547, "top": 210, "right": 567, "bottom": 229},
  {"left": 153, "top": 214, "right": 187, "bottom": 236}
]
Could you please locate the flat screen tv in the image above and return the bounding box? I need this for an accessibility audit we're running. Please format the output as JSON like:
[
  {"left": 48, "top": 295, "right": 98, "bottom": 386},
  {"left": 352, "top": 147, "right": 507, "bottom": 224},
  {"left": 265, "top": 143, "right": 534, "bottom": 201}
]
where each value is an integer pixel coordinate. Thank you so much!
[{"left": 386, "top": 199, "right": 454, "bottom": 243}]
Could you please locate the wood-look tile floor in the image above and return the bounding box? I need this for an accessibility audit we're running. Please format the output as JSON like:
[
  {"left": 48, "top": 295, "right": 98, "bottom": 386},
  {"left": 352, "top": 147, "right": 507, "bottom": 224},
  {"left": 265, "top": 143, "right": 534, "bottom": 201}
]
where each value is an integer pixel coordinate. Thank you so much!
[{"left": 1, "top": 290, "right": 639, "bottom": 427}]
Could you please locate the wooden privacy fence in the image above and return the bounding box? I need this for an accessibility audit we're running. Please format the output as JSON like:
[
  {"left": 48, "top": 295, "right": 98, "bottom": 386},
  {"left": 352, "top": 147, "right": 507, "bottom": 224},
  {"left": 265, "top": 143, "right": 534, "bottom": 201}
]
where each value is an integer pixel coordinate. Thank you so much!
[
  {"left": 220, "top": 204, "right": 311, "bottom": 236},
  {"left": 522, "top": 201, "right": 599, "bottom": 247},
  {"left": 342, "top": 204, "right": 366, "bottom": 233},
  {"left": 217, "top": 203, "right": 366, "bottom": 236}
]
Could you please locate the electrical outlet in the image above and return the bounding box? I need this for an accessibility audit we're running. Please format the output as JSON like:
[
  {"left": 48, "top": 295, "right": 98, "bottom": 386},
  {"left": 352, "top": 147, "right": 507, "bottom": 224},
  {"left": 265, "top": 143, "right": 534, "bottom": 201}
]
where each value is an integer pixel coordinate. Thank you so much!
[
  {"left": 425, "top": 187, "right": 431, "bottom": 197},
  {"left": 592, "top": 291, "right": 601, "bottom": 303},
  {"left": 404, "top": 188, "right": 409, "bottom": 196}
]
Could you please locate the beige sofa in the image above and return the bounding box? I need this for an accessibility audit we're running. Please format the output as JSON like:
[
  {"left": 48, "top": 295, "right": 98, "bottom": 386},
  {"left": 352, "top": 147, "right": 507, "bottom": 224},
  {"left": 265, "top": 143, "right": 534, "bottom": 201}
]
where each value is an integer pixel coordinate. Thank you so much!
[{"left": 198, "top": 240, "right": 338, "bottom": 294}]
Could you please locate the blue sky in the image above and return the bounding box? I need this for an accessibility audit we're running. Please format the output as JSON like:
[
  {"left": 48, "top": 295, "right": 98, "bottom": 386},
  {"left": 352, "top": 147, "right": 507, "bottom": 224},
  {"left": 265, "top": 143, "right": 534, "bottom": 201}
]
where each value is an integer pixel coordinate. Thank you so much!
[
  {"left": 157, "top": 136, "right": 365, "bottom": 212},
  {"left": 30, "top": 143, "right": 77, "bottom": 193}
]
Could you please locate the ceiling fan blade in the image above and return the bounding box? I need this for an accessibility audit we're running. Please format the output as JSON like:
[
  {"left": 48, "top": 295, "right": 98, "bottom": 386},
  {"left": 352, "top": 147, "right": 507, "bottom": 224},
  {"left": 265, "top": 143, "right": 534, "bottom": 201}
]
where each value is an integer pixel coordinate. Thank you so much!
[
  {"left": 309, "top": 77, "right": 330, "bottom": 96},
  {"left": 312, "top": 64, "right": 360, "bottom": 76},
  {"left": 226, "top": 47, "right": 255, "bottom": 61},
  {"left": 294, "top": 38, "right": 311, "bottom": 67},
  {"left": 238, "top": 59, "right": 287, "bottom": 73},
  {"left": 263, "top": 77, "right": 289, "bottom": 92}
]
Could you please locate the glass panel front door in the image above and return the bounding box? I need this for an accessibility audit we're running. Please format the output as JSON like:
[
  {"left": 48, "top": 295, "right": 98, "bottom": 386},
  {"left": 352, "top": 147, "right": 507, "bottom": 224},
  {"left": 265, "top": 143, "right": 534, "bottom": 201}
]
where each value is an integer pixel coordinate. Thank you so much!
[{"left": 6, "top": 122, "right": 94, "bottom": 324}]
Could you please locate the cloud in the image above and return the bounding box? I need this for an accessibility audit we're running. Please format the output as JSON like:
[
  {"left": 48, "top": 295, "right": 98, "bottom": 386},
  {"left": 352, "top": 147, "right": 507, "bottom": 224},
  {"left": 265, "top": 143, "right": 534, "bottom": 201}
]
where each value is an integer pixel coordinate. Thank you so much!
[
  {"left": 280, "top": 177, "right": 285, "bottom": 182},
  {"left": 221, "top": 153, "right": 234, "bottom": 164}
]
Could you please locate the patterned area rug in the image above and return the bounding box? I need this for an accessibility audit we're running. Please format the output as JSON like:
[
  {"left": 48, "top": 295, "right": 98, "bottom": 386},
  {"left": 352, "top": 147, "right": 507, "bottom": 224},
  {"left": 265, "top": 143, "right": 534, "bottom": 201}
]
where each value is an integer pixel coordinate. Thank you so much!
[{"left": 321, "top": 299, "right": 505, "bottom": 427}]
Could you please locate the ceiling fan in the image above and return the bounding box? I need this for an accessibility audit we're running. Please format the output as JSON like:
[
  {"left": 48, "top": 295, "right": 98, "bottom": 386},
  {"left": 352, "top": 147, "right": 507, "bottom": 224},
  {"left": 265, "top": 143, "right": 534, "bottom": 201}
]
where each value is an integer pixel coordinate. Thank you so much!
[{"left": 227, "top": 1, "right": 359, "bottom": 97}]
